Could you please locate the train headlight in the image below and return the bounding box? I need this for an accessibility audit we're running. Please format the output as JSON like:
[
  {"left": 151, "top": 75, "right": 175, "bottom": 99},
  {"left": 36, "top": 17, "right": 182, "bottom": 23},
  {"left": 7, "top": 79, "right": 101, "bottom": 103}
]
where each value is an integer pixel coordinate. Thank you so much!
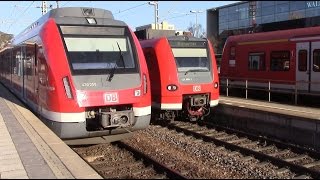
[
  {"left": 214, "top": 82, "right": 219, "bottom": 89},
  {"left": 63, "top": 76, "right": 73, "bottom": 99},
  {"left": 167, "top": 84, "right": 178, "bottom": 91}
]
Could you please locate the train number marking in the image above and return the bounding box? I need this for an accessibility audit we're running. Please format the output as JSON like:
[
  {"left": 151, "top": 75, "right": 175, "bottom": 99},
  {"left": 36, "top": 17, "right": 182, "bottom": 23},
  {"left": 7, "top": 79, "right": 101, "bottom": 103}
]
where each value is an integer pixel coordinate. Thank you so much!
[
  {"left": 193, "top": 85, "right": 201, "bottom": 92},
  {"left": 105, "top": 92, "right": 119, "bottom": 103},
  {"left": 82, "top": 82, "right": 97, "bottom": 87}
]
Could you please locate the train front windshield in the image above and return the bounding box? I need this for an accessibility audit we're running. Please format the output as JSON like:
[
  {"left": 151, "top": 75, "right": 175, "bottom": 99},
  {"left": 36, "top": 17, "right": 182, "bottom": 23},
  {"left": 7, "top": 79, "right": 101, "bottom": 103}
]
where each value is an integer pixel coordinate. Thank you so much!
[
  {"left": 60, "top": 26, "right": 139, "bottom": 75},
  {"left": 169, "top": 41, "right": 211, "bottom": 73}
]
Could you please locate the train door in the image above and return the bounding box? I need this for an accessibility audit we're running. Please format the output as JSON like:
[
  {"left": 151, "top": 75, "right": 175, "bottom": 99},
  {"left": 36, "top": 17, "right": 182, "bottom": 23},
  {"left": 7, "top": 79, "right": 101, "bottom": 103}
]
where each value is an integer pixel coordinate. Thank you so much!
[
  {"left": 311, "top": 41, "right": 320, "bottom": 92},
  {"left": 17, "top": 47, "right": 24, "bottom": 97},
  {"left": 37, "top": 45, "right": 47, "bottom": 114},
  {"left": 296, "top": 42, "right": 309, "bottom": 91},
  {"left": 22, "top": 45, "right": 27, "bottom": 99}
]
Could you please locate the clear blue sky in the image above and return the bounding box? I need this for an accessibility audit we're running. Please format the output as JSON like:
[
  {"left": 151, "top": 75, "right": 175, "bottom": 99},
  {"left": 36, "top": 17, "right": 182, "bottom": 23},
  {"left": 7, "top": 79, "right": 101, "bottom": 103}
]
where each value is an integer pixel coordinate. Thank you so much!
[{"left": 0, "top": 1, "right": 238, "bottom": 36}]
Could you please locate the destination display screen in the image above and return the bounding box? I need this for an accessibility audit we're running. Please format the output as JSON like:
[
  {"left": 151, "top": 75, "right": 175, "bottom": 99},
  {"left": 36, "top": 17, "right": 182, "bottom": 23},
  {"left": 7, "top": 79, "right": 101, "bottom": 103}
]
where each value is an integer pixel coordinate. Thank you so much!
[{"left": 169, "top": 41, "right": 207, "bottom": 48}]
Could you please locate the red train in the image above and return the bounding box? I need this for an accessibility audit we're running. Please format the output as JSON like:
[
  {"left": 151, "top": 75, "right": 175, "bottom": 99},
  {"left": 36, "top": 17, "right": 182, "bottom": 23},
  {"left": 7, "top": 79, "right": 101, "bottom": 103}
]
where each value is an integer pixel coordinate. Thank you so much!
[
  {"left": 220, "top": 26, "right": 320, "bottom": 95},
  {"left": 0, "top": 7, "right": 151, "bottom": 144},
  {"left": 140, "top": 36, "right": 220, "bottom": 121}
]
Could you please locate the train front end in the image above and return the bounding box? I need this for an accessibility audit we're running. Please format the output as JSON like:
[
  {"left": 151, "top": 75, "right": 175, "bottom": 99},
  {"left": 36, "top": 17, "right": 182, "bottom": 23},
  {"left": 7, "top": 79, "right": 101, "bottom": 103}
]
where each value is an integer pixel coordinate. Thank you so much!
[
  {"left": 142, "top": 36, "right": 219, "bottom": 122},
  {"left": 40, "top": 8, "right": 151, "bottom": 143}
]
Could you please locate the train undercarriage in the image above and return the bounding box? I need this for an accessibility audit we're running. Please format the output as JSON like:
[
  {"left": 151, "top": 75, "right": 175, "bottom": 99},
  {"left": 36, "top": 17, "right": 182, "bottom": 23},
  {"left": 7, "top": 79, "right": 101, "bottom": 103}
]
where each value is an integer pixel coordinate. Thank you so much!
[{"left": 152, "top": 94, "right": 211, "bottom": 122}]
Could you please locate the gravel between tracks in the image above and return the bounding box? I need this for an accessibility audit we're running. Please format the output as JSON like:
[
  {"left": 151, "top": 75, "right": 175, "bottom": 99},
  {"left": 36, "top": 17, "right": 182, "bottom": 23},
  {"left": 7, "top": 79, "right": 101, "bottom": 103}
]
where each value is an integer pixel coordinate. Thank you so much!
[{"left": 122, "top": 125, "right": 297, "bottom": 179}]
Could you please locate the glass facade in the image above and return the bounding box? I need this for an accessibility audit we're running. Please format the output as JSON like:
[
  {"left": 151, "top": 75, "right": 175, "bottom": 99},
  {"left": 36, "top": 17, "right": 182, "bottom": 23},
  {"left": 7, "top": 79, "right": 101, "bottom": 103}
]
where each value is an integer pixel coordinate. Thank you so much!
[{"left": 211, "top": 1, "right": 320, "bottom": 54}]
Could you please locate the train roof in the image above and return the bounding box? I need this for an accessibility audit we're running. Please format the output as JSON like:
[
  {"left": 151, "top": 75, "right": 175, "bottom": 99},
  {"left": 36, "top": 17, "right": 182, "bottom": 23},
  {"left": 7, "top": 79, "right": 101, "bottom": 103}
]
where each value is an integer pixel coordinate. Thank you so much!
[
  {"left": 13, "top": 7, "right": 127, "bottom": 43},
  {"left": 167, "top": 36, "right": 207, "bottom": 42},
  {"left": 226, "top": 26, "right": 320, "bottom": 44},
  {"left": 140, "top": 35, "right": 207, "bottom": 47}
]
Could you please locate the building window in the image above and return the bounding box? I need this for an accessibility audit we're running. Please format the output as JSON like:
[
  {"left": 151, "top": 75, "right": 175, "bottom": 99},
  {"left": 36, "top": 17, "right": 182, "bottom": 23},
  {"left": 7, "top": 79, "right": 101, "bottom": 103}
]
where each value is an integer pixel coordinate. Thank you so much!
[
  {"left": 219, "top": 7, "right": 228, "bottom": 17},
  {"left": 228, "top": 13, "right": 239, "bottom": 22},
  {"left": 298, "top": 50, "right": 307, "bottom": 71},
  {"left": 289, "top": 10, "right": 305, "bottom": 20},
  {"left": 261, "top": 15, "right": 275, "bottom": 23},
  {"left": 261, "top": 5, "right": 275, "bottom": 16},
  {"left": 276, "top": 3, "right": 289, "bottom": 13},
  {"left": 261, "top": 1, "right": 275, "bottom": 7},
  {"left": 289, "top": 1, "right": 306, "bottom": 11},
  {"left": 270, "top": 51, "right": 290, "bottom": 71},
  {"left": 313, "top": 49, "right": 320, "bottom": 72},
  {"left": 275, "top": 12, "right": 289, "bottom": 22},
  {"left": 248, "top": 52, "right": 265, "bottom": 71}
]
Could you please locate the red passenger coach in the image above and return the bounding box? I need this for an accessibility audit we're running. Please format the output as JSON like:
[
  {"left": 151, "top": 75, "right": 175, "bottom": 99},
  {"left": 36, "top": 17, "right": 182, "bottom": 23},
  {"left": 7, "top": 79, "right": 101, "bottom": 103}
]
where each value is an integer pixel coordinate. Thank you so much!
[
  {"left": 220, "top": 26, "right": 320, "bottom": 95},
  {"left": 140, "top": 36, "right": 220, "bottom": 121},
  {"left": 0, "top": 7, "right": 151, "bottom": 144}
]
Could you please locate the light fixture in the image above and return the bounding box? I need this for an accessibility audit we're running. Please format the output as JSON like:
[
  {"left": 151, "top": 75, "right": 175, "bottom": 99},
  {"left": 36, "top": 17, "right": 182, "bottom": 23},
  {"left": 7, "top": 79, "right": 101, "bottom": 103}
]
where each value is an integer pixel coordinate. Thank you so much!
[{"left": 86, "top": 17, "right": 96, "bottom": 24}]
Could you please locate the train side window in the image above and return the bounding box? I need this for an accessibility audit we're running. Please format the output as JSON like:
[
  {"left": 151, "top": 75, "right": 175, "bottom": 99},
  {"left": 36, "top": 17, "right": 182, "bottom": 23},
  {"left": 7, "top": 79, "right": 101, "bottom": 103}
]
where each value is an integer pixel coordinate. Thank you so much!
[
  {"left": 298, "top": 50, "right": 307, "bottom": 72},
  {"left": 270, "top": 51, "right": 290, "bottom": 71},
  {"left": 313, "top": 49, "right": 320, "bottom": 72},
  {"left": 248, "top": 52, "right": 265, "bottom": 71},
  {"left": 230, "top": 46, "right": 235, "bottom": 59},
  {"left": 229, "top": 46, "right": 236, "bottom": 67}
]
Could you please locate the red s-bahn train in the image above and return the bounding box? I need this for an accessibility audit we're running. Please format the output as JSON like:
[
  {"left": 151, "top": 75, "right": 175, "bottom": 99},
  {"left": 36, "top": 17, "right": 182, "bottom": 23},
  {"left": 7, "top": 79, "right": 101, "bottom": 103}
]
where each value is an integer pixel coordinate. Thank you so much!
[
  {"left": 220, "top": 26, "right": 320, "bottom": 95},
  {"left": 0, "top": 7, "right": 151, "bottom": 144},
  {"left": 140, "top": 36, "right": 220, "bottom": 121}
]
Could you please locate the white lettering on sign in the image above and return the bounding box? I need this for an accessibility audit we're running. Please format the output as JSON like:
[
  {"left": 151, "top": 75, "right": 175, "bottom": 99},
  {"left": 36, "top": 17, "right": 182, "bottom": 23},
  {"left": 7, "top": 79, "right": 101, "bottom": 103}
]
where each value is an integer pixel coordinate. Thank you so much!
[
  {"left": 307, "top": 1, "right": 320, "bottom": 8},
  {"left": 105, "top": 92, "right": 119, "bottom": 103},
  {"left": 193, "top": 85, "right": 201, "bottom": 92}
]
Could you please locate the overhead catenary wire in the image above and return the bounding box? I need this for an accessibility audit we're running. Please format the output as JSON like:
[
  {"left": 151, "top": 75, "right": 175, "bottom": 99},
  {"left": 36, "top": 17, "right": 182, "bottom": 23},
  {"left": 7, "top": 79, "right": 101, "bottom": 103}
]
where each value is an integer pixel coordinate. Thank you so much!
[
  {"left": 114, "top": 2, "right": 148, "bottom": 15},
  {"left": 60, "top": 1, "right": 70, "bottom": 7},
  {"left": 7, "top": 1, "right": 35, "bottom": 33}
]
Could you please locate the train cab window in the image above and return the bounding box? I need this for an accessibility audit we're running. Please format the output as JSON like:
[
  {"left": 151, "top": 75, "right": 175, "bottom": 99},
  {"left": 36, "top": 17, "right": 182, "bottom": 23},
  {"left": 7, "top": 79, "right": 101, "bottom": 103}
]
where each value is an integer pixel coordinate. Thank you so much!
[
  {"left": 172, "top": 48, "right": 210, "bottom": 73},
  {"left": 60, "top": 26, "right": 139, "bottom": 75},
  {"left": 64, "top": 37, "right": 136, "bottom": 75},
  {"left": 298, "top": 50, "right": 307, "bottom": 72},
  {"left": 270, "top": 51, "right": 290, "bottom": 71},
  {"left": 248, "top": 52, "right": 265, "bottom": 71},
  {"left": 313, "top": 49, "right": 320, "bottom": 72}
]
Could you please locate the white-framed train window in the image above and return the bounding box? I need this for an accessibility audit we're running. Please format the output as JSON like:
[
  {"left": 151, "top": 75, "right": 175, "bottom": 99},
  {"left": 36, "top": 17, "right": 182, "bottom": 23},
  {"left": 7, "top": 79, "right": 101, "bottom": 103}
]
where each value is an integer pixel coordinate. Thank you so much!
[
  {"left": 298, "top": 50, "right": 307, "bottom": 72},
  {"left": 313, "top": 49, "right": 320, "bottom": 72},
  {"left": 248, "top": 52, "right": 265, "bottom": 71},
  {"left": 270, "top": 51, "right": 290, "bottom": 71}
]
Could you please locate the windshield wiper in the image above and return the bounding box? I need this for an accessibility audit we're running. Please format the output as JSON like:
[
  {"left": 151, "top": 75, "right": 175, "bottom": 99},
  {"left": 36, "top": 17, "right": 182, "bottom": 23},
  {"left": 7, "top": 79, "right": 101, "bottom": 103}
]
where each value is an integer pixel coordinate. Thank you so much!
[
  {"left": 107, "top": 42, "right": 126, "bottom": 82},
  {"left": 184, "top": 69, "right": 209, "bottom": 75}
]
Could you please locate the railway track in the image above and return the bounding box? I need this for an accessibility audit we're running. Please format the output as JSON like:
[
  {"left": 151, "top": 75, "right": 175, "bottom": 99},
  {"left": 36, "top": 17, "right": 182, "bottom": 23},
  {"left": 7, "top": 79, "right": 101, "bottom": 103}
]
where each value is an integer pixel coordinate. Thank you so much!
[
  {"left": 156, "top": 120, "right": 320, "bottom": 179},
  {"left": 71, "top": 142, "right": 187, "bottom": 179}
]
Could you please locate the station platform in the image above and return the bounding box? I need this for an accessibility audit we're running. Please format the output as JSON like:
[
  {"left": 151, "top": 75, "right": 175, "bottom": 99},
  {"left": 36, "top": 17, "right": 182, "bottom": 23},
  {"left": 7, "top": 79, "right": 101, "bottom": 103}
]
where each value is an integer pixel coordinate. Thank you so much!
[
  {"left": 0, "top": 83, "right": 102, "bottom": 179},
  {"left": 216, "top": 96, "right": 320, "bottom": 149},
  {"left": 219, "top": 96, "right": 320, "bottom": 120}
]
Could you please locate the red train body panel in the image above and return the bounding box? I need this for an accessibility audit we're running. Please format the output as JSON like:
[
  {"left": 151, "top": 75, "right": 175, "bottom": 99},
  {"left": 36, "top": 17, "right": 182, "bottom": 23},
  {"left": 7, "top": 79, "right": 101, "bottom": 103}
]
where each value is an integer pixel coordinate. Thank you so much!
[
  {"left": 220, "top": 26, "right": 320, "bottom": 93},
  {"left": 140, "top": 36, "right": 219, "bottom": 121},
  {"left": 0, "top": 7, "right": 151, "bottom": 143}
]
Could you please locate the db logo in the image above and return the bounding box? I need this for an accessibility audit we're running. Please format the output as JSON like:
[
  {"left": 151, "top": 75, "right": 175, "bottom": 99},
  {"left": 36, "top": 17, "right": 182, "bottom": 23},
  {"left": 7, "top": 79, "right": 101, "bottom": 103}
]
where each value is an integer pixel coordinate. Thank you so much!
[
  {"left": 105, "top": 92, "right": 119, "bottom": 103},
  {"left": 193, "top": 85, "right": 201, "bottom": 92}
]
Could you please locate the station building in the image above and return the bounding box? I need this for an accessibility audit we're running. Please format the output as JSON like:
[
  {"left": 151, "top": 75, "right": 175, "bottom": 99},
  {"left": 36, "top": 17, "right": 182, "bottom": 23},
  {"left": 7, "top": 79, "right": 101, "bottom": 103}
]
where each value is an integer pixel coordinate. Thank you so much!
[{"left": 207, "top": 1, "right": 320, "bottom": 55}]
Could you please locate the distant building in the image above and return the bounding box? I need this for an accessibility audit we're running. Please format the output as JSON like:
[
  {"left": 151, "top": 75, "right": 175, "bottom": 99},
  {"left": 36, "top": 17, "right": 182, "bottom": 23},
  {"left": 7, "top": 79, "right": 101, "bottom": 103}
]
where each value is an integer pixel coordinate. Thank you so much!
[
  {"left": 0, "top": 31, "right": 13, "bottom": 49},
  {"left": 207, "top": 1, "right": 320, "bottom": 55},
  {"left": 135, "top": 21, "right": 176, "bottom": 40},
  {"left": 136, "top": 21, "right": 175, "bottom": 31}
]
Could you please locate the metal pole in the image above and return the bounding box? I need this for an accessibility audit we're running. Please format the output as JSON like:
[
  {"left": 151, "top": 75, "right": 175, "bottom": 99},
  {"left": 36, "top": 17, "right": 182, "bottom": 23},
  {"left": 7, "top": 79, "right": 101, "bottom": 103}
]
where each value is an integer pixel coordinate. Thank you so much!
[
  {"left": 295, "top": 82, "right": 298, "bottom": 105},
  {"left": 195, "top": 12, "right": 198, "bottom": 37},
  {"left": 245, "top": 80, "right": 248, "bottom": 99},
  {"left": 154, "top": 5, "right": 156, "bottom": 29},
  {"left": 42, "top": 1, "right": 48, "bottom": 15},
  {"left": 227, "top": 78, "right": 229, "bottom": 97},
  {"left": 268, "top": 81, "right": 271, "bottom": 102},
  {"left": 156, "top": 1, "right": 159, "bottom": 29},
  {"left": 56, "top": 1, "right": 59, "bottom": 8}
]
